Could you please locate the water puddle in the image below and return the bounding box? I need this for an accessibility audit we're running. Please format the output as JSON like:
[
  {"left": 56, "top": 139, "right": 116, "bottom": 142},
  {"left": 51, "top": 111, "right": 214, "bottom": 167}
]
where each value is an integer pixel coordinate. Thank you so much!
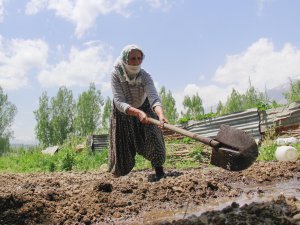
[{"left": 139, "top": 179, "right": 300, "bottom": 224}]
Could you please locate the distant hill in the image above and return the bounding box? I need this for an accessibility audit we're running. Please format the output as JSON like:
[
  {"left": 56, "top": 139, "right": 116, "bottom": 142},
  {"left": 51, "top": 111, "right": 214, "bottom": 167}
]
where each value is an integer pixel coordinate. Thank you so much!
[
  {"left": 265, "top": 82, "right": 290, "bottom": 104},
  {"left": 10, "top": 143, "right": 37, "bottom": 148}
]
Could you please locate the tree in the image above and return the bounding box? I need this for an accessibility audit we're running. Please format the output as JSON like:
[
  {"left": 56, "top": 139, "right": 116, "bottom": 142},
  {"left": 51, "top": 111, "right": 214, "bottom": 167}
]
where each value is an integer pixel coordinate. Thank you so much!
[
  {"left": 283, "top": 79, "right": 300, "bottom": 103},
  {"left": 223, "top": 88, "right": 243, "bottom": 114},
  {"left": 159, "top": 86, "right": 178, "bottom": 124},
  {"left": 34, "top": 92, "right": 52, "bottom": 147},
  {"left": 50, "top": 86, "right": 75, "bottom": 145},
  {"left": 101, "top": 96, "right": 112, "bottom": 133},
  {"left": 182, "top": 93, "right": 204, "bottom": 119},
  {"left": 243, "top": 85, "right": 260, "bottom": 109},
  {"left": 216, "top": 101, "right": 224, "bottom": 115},
  {"left": 74, "top": 83, "right": 104, "bottom": 136},
  {"left": 242, "top": 79, "right": 270, "bottom": 110},
  {"left": 0, "top": 86, "right": 17, "bottom": 155}
]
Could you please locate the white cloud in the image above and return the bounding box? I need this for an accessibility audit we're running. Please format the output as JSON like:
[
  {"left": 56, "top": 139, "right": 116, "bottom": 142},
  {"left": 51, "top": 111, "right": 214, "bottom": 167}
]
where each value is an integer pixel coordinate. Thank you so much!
[
  {"left": 0, "top": 0, "right": 6, "bottom": 23},
  {"left": 25, "top": 0, "right": 134, "bottom": 38},
  {"left": 37, "top": 44, "right": 113, "bottom": 88},
  {"left": 213, "top": 38, "right": 300, "bottom": 92},
  {"left": 25, "top": 0, "right": 175, "bottom": 38},
  {"left": 174, "top": 84, "right": 231, "bottom": 114},
  {"left": 198, "top": 74, "right": 205, "bottom": 81},
  {"left": 147, "top": 0, "right": 173, "bottom": 11},
  {"left": 173, "top": 38, "right": 300, "bottom": 113},
  {"left": 256, "top": 0, "right": 275, "bottom": 16},
  {"left": 0, "top": 36, "right": 48, "bottom": 90},
  {"left": 25, "top": 0, "right": 48, "bottom": 15}
]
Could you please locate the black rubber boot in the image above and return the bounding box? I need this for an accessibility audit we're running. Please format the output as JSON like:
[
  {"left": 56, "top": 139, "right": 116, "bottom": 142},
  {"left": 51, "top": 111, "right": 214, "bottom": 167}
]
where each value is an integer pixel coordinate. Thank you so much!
[{"left": 154, "top": 166, "right": 165, "bottom": 181}]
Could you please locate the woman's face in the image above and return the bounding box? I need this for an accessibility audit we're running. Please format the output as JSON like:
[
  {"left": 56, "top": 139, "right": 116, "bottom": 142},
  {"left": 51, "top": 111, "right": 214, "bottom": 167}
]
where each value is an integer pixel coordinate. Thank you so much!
[{"left": 127, "top": 50, "right": 143, "bottom": 66}]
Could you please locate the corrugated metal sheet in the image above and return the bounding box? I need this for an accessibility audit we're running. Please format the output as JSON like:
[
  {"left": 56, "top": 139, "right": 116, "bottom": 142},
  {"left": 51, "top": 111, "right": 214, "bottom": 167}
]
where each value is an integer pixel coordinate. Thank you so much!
[
  {"left": 184, "top": 108, "right": 260, "bottom": 140},
  {"left": 259, "top": 101, "right": 300, "bottom": 133},
  {"left": 88, "top": 102, "right": 300, "bottom": 147}
]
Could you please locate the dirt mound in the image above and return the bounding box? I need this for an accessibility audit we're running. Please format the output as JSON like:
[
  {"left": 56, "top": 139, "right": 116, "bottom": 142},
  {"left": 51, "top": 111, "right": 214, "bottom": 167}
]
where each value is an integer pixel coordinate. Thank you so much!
[
  {"left": 155, "top": 196, "right": 300, "bottom": 225},
  {"left": 0, "top": 161, "right": 299, "bottom": 225}
]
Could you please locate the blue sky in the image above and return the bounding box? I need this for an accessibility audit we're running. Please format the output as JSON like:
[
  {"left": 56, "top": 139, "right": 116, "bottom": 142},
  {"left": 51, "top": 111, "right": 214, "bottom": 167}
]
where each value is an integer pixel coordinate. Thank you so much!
[{"left": 1, "top": 0, "right": 300, "bottom": 145}]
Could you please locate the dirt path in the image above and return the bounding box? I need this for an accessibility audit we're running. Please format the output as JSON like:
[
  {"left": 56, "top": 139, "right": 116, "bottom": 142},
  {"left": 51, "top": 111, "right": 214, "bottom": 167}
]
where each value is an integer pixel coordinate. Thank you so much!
[{"left": 0, "top": 161, "right": 300, "bottom": 225}]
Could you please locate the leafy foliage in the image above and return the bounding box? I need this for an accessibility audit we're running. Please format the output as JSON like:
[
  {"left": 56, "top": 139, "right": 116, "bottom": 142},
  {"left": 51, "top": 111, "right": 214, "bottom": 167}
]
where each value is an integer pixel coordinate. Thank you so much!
[
  {"left": 181, "top": 93, "right": 204, "bottom": 119},
  {"left": 61, "top": 151, "right": 75, "bottom": 171},
  {"left": 283, "top": 79, "right": 300, "bottom": 103},
  {"left": 189, "top": 146, "right": 203, "bottom": 161},
  {"left": 101, "top": 96, "right": 112, "bottom": 133},
  {"left": 258, "top": 126, "right": 277, "bottom": 161},
  {"left": 34, "top": 86, "right": 75, "bottom": 146},
  {"left": 35, "top": 84, "right": 104, "bottom": 146},
  {"left": 50, "top": 86, "right": 75, "bottom": 145},
  {"left": 74, "top": 83, "right": 104, "bottom": 136},
  {"left": 182, "top": 137, "right": 191, "bottom": 144},
  {"left": 0, "top": 144, "right": 108, "bottom": 173},
  {"left": 0, "top": 136, "right": 10, "bottom": 155},
  {"left": 0, "top": 86, "right": 17, "bottom": 155},
  {"left": 218, "top": 80, "right": 275, "bottom": 115},
  {"left": 159, "top": 86, "right": 178, "bottom": 124},
  {"left": 222, "top": 88, "right": 244, "bottom": 114},
  {"left": 34, "top": 92, "right": 52, "bottom": 146}
]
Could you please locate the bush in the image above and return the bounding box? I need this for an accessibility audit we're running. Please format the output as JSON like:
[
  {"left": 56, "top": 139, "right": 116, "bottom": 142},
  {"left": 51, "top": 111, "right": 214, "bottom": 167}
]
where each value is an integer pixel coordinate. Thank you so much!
[
  {"left": 61, "top": 150, "right": 75, "bottom": 171},
  {"left": 0, "top": 144, "right": 108, "bottom": 173},
  {"left": 189, "top": 147, "right": 203, "bottom": 161}
]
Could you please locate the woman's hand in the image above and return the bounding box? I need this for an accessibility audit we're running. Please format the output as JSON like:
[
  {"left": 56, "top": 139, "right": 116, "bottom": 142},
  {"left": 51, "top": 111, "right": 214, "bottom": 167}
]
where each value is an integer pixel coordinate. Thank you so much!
[
  {"left": 154, "top": 105, "right": 169, "bottom": 129},
  {"left": 157, "top": 115, "right": 168, "bottom": 129},
  {"left": 126, "top": 107, "right": 149, "bottom": 124},
  {"left": 137, "top": 110, "right": 149, "bottom": 124}
]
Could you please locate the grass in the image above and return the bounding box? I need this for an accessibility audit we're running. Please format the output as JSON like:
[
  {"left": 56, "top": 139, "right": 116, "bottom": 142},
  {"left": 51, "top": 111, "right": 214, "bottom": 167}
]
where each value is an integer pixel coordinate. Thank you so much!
[
  {"left": 257, "top": 127, "right": 300, "bottom": 161},
  {"left": 0, "top": 145, "right": 108, "bottom": 173},
  {"left": 0, "top": 138, "right": 204, "bottom": 173},
  {"left": 1, "top": 132, "right": 299, "bottom": 173}
]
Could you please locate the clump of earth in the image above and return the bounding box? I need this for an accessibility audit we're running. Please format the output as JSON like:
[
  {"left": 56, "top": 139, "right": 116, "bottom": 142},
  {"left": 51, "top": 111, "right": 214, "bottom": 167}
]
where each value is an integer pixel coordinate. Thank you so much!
[{"left": 0, "top": 161, "right": 300, "bottom": 225}]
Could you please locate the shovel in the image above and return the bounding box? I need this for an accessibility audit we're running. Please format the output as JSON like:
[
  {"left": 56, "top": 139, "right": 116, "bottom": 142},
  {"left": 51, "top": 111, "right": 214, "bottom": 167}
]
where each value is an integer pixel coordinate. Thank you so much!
[{"left": 148, "top": 118, "right": 258, "bottom": 171}]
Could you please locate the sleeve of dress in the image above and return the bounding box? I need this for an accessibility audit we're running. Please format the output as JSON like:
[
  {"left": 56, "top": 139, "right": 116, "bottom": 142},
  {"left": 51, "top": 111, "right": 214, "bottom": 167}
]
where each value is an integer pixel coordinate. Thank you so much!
[
  {"left": 111, "top": 72, "right": 131, "bottom": 114},
  {"left": 143, "top": 71, "right": 162, "bottom": 110}
]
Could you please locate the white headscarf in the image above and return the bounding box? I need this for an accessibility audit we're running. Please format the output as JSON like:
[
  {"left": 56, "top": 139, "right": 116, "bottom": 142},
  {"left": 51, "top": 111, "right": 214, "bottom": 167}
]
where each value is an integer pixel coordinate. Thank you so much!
[{"left": 113, "top": 44, "right": 145, "bottom": 85}]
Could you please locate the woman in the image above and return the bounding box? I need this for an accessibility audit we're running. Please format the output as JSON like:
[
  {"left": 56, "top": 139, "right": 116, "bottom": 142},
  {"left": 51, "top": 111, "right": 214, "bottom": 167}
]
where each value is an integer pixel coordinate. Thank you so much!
[{"left": 109, "top": 44, "right": 168, "bottom": 181}]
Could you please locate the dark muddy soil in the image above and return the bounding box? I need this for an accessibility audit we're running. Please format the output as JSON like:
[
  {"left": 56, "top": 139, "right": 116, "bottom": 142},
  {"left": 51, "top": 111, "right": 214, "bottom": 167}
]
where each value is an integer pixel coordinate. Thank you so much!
[{"left": 0, "top": 161, "right": 300, "bottom": 225}]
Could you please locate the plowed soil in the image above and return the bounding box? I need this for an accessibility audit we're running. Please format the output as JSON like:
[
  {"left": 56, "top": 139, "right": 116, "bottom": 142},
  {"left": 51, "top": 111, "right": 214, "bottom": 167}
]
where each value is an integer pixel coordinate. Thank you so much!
[{"left": 1, "top": 161, "right": 300, "bottom": 225}]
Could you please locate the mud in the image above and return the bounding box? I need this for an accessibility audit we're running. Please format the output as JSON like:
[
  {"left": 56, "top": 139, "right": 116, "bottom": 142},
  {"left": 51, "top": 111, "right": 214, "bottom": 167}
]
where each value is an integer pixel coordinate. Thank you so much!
[{"left": 0, "top": 161, "right": 300, "bottom": 225}]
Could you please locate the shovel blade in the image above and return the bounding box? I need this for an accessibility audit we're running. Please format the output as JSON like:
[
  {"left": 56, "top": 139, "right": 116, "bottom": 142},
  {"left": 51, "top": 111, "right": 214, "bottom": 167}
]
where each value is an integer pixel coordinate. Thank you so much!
[{"left": 210, "top": 125, "right": 258, "bottom": 171}]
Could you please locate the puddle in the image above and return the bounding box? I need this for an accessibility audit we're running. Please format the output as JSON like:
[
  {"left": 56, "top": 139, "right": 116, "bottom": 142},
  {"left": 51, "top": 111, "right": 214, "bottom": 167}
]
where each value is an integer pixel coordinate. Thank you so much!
[{"left": 138, "top": 179, "right": 300, "bottom": 224}]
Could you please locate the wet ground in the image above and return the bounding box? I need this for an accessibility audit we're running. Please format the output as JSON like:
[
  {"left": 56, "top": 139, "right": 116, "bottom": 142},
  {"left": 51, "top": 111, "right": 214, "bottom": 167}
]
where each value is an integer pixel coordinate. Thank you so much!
[{"left": 0, "top": 161, "right": 300, "bottom": 225}]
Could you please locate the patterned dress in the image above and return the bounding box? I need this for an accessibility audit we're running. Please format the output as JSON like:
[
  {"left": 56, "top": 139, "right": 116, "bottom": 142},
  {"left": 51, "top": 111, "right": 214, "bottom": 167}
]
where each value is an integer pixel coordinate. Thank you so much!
[{"left": 109, "top": 99, "right": 166, "bottom": 176}]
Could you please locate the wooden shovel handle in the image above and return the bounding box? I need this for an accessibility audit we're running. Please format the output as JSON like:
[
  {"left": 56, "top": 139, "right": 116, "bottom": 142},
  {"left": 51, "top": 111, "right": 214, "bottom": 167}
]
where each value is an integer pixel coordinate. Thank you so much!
[{"left": 148, "top": 117, "right": 220, "bottom": 148}]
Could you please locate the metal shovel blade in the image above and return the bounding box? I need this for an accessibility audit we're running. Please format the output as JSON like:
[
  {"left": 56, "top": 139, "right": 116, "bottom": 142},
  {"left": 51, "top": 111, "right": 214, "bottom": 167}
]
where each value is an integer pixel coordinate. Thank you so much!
[
  {"left": 210, "top": 125, "right": 258, "bottom": 171},
  {"left": 147, "top": 118, "right": 258, "bottom": 171}
]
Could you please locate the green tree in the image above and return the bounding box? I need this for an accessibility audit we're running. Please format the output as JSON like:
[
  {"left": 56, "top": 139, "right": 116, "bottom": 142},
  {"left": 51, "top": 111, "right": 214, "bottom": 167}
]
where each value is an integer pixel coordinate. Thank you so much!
[
  {"left": 0, "top": 86, "right": 17, "bottom": 155},
  {"left": 242, "top": 79, "right": 270, "bottom": 110},
  {"left": 216, "top": 100, "right": 224, "bottom": 115},
  {"left": 50, "top": 86, "right": 75, "bottom": 145},
  {"left": 283, "top": 79, "right": 300, "bottom": 103},
  {"left": 223, "top": 88, "right": 243, "bottom": 114},
  {"left": 74, "top": 83, "right": 104, "bottom": 136},
  {"left": 101, "top": 96, "right": 112, "bottom": 133},
  {"left": 182, "top": 93, "right": 204, "bottom": 119},
  {"left": 159, "top": 86, "right": 178, "bottom": 124},
  {"left": 34, "top": 92, "right": 52, "bottom": 147}
]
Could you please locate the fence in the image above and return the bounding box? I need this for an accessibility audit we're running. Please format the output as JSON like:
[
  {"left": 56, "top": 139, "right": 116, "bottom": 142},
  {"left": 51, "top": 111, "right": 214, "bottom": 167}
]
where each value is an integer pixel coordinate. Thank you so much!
[
  {"left": 88, "top": 134, "right": 109, "bottom": 152},
  {"left": 259, "top": 101, "right": 300, "bottom": 134},
  {"left": 89, "top": 102, "right": 300, "bottom": 151}
]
